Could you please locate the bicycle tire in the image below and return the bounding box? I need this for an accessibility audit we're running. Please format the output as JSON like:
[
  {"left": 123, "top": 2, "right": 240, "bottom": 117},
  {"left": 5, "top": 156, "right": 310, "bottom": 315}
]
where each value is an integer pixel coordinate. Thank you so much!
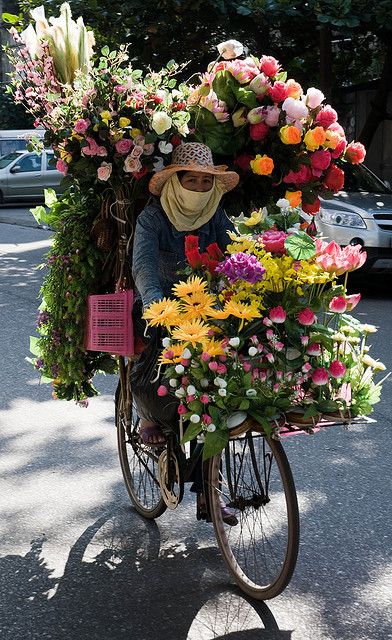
[
  {"left": 116, "top": 390, "right": 167, "bottom": 519},
  {"left": 208, "top": 430, "right": 299, "bottom": 600}
]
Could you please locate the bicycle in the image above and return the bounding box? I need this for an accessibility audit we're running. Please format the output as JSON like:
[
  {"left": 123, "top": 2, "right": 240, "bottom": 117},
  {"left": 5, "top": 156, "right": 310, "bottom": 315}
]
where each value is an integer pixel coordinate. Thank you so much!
[{"left": 115, "top": 372, "right": 300, "bottom": 600}]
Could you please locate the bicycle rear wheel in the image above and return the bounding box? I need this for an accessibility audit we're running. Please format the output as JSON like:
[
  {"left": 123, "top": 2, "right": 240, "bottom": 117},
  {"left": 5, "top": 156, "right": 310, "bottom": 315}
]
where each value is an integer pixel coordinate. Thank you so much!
[
  {"left": 208, "top": 430, "right": 299, "bottom": 600},
  {"left": 116, "top": 389, "right": 167, "bottom": 519}
]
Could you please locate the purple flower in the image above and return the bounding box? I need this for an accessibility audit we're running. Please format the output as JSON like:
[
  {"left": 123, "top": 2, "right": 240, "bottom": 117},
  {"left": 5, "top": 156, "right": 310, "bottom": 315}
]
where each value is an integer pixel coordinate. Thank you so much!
[
  {"left": 35, "top": 358, "right": 44, "bottom": 370},
  {"left": 51, "top": 363, "right": 60, "bottom": 377},
  {"left": 215, "top": 252, "right": 266, "bottom": 284},
  {"left": 36, "top": 310, "right": 50, "bottom": 328}
]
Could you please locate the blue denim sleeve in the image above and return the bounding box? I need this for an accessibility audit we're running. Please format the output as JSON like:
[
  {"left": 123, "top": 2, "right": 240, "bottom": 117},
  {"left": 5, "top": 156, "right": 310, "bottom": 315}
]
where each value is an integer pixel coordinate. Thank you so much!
[
  {"left": 216, "top": 208, "right": 236, "bottom": 250},
  {"left": 132, "top": 207, "right": 164, "bottom": 309}
]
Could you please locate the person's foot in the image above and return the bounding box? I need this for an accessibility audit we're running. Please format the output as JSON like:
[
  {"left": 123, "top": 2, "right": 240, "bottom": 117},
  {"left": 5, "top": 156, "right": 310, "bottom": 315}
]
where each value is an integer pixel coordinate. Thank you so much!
[
  {"left": 197, "top": 493, "right": 238, "bottom": 526},
  {"left": 139, "top": 420, "right": 166, "bottom": 446}
]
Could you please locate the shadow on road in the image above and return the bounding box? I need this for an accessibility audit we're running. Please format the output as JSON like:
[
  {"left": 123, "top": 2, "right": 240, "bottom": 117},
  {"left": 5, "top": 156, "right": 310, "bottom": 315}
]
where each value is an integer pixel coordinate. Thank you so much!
[{"left": 0, "top": 507, "right": 293, "bottom": 640}]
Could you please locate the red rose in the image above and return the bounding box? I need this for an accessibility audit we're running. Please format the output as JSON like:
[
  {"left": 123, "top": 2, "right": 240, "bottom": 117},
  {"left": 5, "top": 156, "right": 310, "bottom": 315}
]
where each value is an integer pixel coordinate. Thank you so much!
[
  {"left": 302, "top": 198, "right": 320, "bottom": 215},
  {"left": 331, "top": 138, "right": 347, "bottom": 159},
  {"left": 283, "top": 164, "right": 313, "bottom": 186},
  {"left": 134, "top": 166, "right": 148, "bottom": 180},
  {"left": 249, "top": 122, "right": 269, "bottom": 141},
  {"left": 234, "top": 153, "right": 254, "bottom": 173},
  {"left": 345, "top": 141, "right": 366, "bottom": 165},
  {"left": 268, "top": 81, "right": 290, "bottom": 103},
  {"left": 185, "top": 235, "right": 199, "bottom": 252},
  {"left": 323, "top": 164, "right": 345, "bottom": 193},
  {"left": 170, "top": 134, "right": 182, "bottom": 147}
]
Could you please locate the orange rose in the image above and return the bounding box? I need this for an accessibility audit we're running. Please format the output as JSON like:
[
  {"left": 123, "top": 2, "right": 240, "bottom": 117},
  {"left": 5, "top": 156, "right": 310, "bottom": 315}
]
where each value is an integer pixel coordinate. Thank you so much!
[
  {"left": 323, "top": 129, "right": 341, "bottom": 150},
  {"left": 304, "top": 126, "right": 327, "bottom": 151},
  {"left": 286, "top": 79, "right": 303, "bottom": 100},
  {"left": 250, "top": 154, "right": 274, "bottom": 175},
  {"left": 279, "top": 125, "right": 302, "bottom": 145},
  {"left": 285, "top": 190, "right": 302, "bottom": 207}
]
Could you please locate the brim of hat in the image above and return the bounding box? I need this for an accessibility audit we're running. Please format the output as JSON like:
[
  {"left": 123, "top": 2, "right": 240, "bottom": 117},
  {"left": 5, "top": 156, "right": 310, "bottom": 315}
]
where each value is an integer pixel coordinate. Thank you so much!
[{"left": 149, "top": 163, "right": 240, "bottom": 196}]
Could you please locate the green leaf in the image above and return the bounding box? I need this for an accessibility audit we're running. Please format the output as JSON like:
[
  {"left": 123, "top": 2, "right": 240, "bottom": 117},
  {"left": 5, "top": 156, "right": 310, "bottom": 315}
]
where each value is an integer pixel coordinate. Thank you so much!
[
  {"left": 232, "top": 86, "right": 258, "bottom": 109},
  {"left": 212, "top": 70, "right": 237, "bottom": 110},
  {"left": 238, "top": 399, "right": 250, "bottom": 410},
  {"left": 202, "top": 429, "right": 229, "bottom": 460},
  {"left": 101, "top": 45, "right": 110, "bottom": 56},
  {"left": 209, "top": 405, "right": 221, "bottom": 424},
  {"left": 188, "top": 399, "right": 203, "bottom": 413},
  {"left": 29, "top": 336, "right": 40, "bottom": 356},
  {"left": 285, "top": 231, "right": 316, "bottom": 260},
  {"left": 2, "top": 13, "right": 19, "bottom": 24},
  {"left": 131, "top": 69, "right": 143, "bottom": 80},
  {"left": 44, "top": 188, "right": 58, "bottom": 208},
  {"left": 181, "top": 422, "right": 202, "bottom": 444}
]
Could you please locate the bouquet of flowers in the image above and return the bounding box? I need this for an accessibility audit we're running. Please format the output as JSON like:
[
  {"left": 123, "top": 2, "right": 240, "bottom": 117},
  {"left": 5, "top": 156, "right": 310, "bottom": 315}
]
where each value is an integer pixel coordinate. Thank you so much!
[
  {"left": 143, "top": 205, "right": 387, "bottom": 457},
  {"left": 188, "top": 39, "right": 366, "bottom": 217}
]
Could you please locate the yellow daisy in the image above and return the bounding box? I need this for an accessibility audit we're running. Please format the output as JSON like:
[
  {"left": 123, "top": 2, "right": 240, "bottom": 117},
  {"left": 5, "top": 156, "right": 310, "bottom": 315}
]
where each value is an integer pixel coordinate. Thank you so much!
[
  {"left": 179, "top": 291, "right": 217, "bottom": 320},
  {"left": 143, "top": 298, "right": 182, "bottom": 327},
  {"left": 201, "top": 338, "right": 226, "bottom": 357},
  {"left": 208, "top": 307, "right": 230, "bottom": 320},
  {"left": 171, "top": 319, "right": 210, "bottom": 346},
  {"left": 158, "top": 343, "right": 186, "bottom": 364},
  {"left": 172, "top": 275, "right": 207, "bottom": 298},
  {"left": 224, "top": 299, "right": 261, "bottom": 329}
]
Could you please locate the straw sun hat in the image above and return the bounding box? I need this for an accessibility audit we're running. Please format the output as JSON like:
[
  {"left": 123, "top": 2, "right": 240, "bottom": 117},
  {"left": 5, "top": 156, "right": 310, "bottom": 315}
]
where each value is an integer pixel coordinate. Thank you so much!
[{"left": 149, "top": 142, "right": 240, "bottom": 196}]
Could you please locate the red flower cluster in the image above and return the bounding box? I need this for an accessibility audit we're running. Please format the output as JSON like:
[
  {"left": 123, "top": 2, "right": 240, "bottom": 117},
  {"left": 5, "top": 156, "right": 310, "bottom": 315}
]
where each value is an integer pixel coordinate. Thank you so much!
[{"left": 184, "top": 235, "right": 224, "bottom": 274}]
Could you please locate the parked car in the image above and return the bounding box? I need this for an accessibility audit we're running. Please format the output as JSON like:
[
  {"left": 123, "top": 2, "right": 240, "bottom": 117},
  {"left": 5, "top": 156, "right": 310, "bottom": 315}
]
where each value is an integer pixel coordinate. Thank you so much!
[
  {"left": 0, "top": 149, "right": 63, "bottom": 203},
  {"left": 315, "top": 163, "right": 392, "bottom": 269}
]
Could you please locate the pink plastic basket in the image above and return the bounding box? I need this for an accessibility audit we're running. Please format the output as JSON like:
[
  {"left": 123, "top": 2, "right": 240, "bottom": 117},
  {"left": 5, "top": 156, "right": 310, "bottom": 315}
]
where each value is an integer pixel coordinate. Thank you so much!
[{"left": 84, "top": 289, "right": 134, "bottom": 356}]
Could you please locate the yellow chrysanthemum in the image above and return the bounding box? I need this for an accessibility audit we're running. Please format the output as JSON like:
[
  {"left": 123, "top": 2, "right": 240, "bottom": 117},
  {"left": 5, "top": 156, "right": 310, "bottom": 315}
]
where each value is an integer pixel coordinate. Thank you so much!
[
  {"left": 172, "top": 275, "right": 207, "bottom": 298},
  {"left": 179, "top": 290, "right": 217, "bottom": 320},
  {"left": 208, "top": 307, "right": 230, "bottom": 320},
  {"left": 158, "top": 343, "right": 186, "bottom": 364},
  {"left": 143, "top": 298, "right": 182, "bottom": 327},
  {"left": 224, "top": 299, "right": 261, "bottom": 322},
  {"left": 171, "top": 319, "right": 210, "bottom": 346},
  {"left": 201, "top": 338, "right": 226, "bottom": 356}
]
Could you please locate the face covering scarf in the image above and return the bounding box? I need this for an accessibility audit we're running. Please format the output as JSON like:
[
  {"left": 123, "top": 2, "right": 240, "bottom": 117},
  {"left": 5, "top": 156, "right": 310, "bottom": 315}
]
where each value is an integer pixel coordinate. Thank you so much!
[{"left": 160, "top": 173, "right": 225, "bottom": 232}]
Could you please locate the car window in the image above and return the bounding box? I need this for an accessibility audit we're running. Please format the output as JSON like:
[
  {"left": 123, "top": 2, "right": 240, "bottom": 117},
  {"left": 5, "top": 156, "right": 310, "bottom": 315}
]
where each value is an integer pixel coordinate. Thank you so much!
[
  {"left": 45, "top": 153, "right": 57, "bottom": 171},
  {"left": 13, "top": 154, "right": 41, "bottom": 172},
  {"left": 0, "top": 152, "right": 22, "bottom": 169},
  {"left": 343, "top": 164, "right": 392, "bottom": 194}
]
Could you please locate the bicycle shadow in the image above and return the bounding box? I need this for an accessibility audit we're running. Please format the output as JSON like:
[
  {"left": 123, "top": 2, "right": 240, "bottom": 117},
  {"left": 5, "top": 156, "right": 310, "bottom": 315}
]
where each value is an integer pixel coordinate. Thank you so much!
[{"left": 0, "top": 507, "right": 293, "bottom": 640}]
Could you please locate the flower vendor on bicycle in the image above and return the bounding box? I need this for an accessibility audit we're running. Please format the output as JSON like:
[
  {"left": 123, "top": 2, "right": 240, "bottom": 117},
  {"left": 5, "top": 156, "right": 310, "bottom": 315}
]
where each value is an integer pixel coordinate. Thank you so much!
[{"left": 131, "top": 141, "right": 239, "bottom": 443}]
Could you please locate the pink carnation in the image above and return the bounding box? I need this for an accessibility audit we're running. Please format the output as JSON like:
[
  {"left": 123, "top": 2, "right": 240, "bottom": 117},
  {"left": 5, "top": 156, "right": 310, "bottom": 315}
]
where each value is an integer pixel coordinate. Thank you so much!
[
  {"left": 260, "top": 55, "right": 280, "bottom": 77},
  {"left": 259, "top": 229, "right": 287, "bottom": 254},
  {"left": 329, "top": 296, "right": 347, "bottom": 313},
  {"left": 312, "top": 368, "right": 329, "bottom": 386},
  {"left": 329, "top": 360, "right": 347, "bottom": 379},
  {"left": 268, "top": 81, "right": 290, "bottom": 103},
  {"left": 298, "top": 308, "right": 317, "bottom": 326},
  {"left": 269, "top": 306, "right": 286, "bottom": 323},
  {"left": 315, "top": 106, "right": 337, "bottom": 129}
]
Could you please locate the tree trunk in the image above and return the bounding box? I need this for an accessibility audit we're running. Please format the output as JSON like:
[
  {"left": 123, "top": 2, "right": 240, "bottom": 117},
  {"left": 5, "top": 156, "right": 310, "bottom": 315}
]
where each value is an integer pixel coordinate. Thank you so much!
[
  {"left": 358, "top": 40, "right": 392, "bottom": 150},
  {"left": 319, "top": 25, "right": 332, "bottom": 102}
]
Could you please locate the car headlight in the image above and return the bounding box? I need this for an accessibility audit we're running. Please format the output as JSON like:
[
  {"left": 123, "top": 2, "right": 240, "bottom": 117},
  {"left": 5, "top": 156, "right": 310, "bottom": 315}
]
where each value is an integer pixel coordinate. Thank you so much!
[{"left": 318, "top": 209, "right": 366, "bottom": 229}]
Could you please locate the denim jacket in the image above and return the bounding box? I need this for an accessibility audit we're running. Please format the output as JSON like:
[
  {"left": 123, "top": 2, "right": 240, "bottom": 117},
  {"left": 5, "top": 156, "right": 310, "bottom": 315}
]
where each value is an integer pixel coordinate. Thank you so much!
[{"left": 132, "top": 200, "right": 235, "bottom": 309}]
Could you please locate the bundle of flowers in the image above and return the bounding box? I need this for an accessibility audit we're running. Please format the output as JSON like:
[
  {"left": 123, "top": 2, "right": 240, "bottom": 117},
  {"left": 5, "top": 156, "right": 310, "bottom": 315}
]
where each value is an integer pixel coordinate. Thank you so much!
[
  {"left": 6, "top": 3, "right": 191, "bottom": 192},
  {"left": 143, "top": 211, "right": 387, "bottom": 457},
  {"left": 188, "top": 39, "right": 366, "bottom": 217}
]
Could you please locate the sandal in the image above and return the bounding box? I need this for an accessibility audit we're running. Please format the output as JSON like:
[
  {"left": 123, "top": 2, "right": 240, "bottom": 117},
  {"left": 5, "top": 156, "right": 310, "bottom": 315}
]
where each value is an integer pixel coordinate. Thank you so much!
[
  {"left": 139, "top": 423, "right": 167, "bottom": 447},
  {"left": 196, "top": 493, "right": 238, "bottom": 527}
]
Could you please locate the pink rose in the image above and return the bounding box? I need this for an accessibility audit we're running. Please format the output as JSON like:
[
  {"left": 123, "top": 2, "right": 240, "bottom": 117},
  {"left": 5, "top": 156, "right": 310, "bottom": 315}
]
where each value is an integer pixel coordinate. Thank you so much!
[
  {"left": 200, "top": 394, "right": 210, "bottom": 404},
  {"left": 56, "top": 159, "right": 68, "bottom": 175},
  {"left": 208, "top": 361, "right": 219, "bottom": 371},
  {"left": 263, "top": 317, "right": 273, "bottom": 326},
  {"left": 331, "top": 138, "right": 347, "bottom": 159},
  {"left": 249, "top": 73, "right": 270, "bottom": 96},
  {"left": 305, "top": 87, "right": 325, "bottom": 109},
  {"left": 202, "top": 414, "right": 212, "bottom": 425},
  {"left": 124, "top": 156, "right": 142, "bottom": 173},
  {"left": 115, "top": 138, "right": 133, "bottom": 154},
  {"left": 298, "top": 308, "right": 316, "bottom": 326},
  {"left": 269, "top": 306, "right": 286, "bottom": 323},
  {"left": 310, "top": 149, "right": 331, "bottom": 172},
  {"left": 157, "top": 385, "right": 168, "bottom": 396},
  {"left": 329, "top": 122, "right": 345, "bottom": 137},
  {"left": 178, "top": 404, "right": 187, "bottom": 415},
  {"left": 283, "top": 164, "right": 313, "bottom": 185},
  {"left": 259, "top": 229, "right": 287, "bottom": 254},
  {"left": 329, "top": 360, "right": 347, "bottom": 379},
  {"left": 143, "top": 143, "right": 155, "bottom": 156},
  {"left": 97, "top": 162, "right": 112, "bottom": 182},
  {"left": 186, "top": 394, "right": 195, "bottom": 403},
  {"left": 249, "top": 122, "right": 269, "bottom": 141},
  {"left": 306, "top": 343, "right": 321, "bottom": 356},
  {"left": 275, "top": 342, "right": 284, "bottom": 351},
  {"left": 260, "top": 55, "right": 280, "bottom": 77},
  {"left": 243, "top": 362, "right": 252, "bottom": 373},
  {"left": 217, "top": 364, "right": 227, "bottom": 374},
  {"left": 264, "top": 105, "right": 280, "bottom": 127},
  {"left": 83, "top": 136, "right": 99, "bottom": 156},
  {"left": 312, "top": 368, "right": 329, "bottom": 386},
  {"left": 346, "top": 293, "right": 361, "bottom": 311},
  {"left": 74, "top": 118, "right": 90, "bottom": 133},
  {"left": 329, "top": 296, "right": 347, "bottom": 313},
  {"left": 268, "top": 81, "right": 290, "bottom": 103},
  {"left": 201, "top": 352, "right": 210, "bottom": 362},
  {"left": 345, "top": 141, "right": 366, "bottom": 165},
  {"left": 131, "top": 144, "right": 144, "bottom": 158},
  {"left": 97, "top": 146, "right": 107, "bottom": 157},
  {"left": 301, "top": 336, "right": 309, "bottom": 346},
  {"left": 315, "top": 106, "right": 337, "bottom": 129}
]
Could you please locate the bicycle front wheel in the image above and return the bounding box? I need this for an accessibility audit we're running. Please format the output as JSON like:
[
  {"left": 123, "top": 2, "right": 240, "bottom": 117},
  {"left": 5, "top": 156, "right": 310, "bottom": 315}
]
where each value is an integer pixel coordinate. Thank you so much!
[
  {"left": 116, "top": 390, "right": 167, "bottom": 519},
  {"left": 208, "top": 431, "right": 299, "bottom": 600}
]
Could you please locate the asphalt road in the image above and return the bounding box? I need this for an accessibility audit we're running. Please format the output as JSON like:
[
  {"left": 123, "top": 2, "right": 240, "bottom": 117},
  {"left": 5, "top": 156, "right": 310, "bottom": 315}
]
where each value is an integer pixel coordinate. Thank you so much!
[{"left": 1, "top": 210, "right": 391, "bottom": 640}]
